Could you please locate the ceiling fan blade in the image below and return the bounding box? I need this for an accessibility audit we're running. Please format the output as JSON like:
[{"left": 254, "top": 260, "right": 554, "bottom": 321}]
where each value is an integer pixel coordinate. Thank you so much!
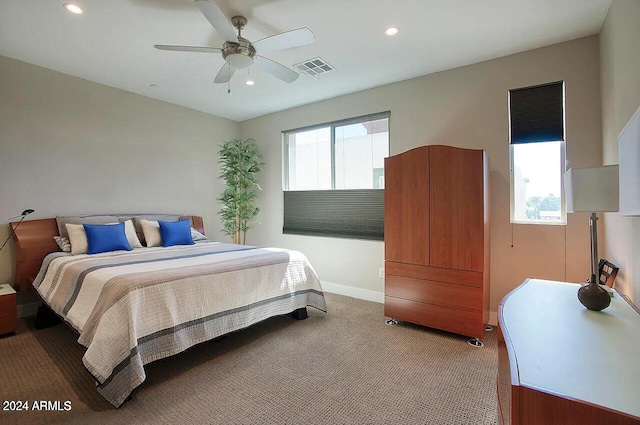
[
  {"left": 253, "top": 27, "right": 314, "bottom": 54},
  {"left": 214, "top": 63, "right": 235, "bottom": 84},
  {"left": 154, "top": 45, "right": 221, "bottom": 53},
  {"left": 195, "top": 0, "right": 238, "bottom": 42},
  {"left": 255, "top": 56, "right": 299, "bottom": 83}
]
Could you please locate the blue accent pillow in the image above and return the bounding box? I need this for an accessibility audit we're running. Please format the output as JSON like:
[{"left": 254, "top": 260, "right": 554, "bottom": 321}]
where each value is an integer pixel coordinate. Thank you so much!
[
  {"left": 158, "top": 219, "right": 195, "bottom": 247},
  {"left": 83, "top": 222, "right": 132, "bottom": 255}
]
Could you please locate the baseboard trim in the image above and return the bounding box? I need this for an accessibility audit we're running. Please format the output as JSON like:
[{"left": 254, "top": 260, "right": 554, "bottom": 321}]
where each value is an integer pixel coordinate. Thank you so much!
[
  {"left": 17, "top": 301, "right": 40, "bottom": 318},
  {"left": 321, "top": 281, "right": 384, "bottom": 304}
]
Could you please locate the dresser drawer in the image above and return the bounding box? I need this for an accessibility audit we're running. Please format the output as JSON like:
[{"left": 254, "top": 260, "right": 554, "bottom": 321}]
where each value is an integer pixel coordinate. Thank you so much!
[
  {"left": 386, "top": 274, "right": 483, "bottom": 312},
  {"left": 0, "top": 292, "right": 17, "bottom": 335},
  {"left": 0, "top": 314, "right": 17, "bottom": 333},
  {"left": 0, "top": 293, "right": 16, "bottom": 310},
  {"left": 497, "top": 326, "right": 513, "bottom": 425},
  {"left": 385, "top": 261, "right": 483, "bottom": 287},
  {"left": 384, "top": 296, "right": 485, "bottom": 339}
]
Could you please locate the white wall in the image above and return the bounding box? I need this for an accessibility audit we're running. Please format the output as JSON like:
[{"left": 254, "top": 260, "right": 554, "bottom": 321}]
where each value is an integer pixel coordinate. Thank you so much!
[
  {"left": 240, "top": 36, "right": 603, "bottom": 315},
  {"left": 0, "top": 55, "right": 239, "bottom": 288},
  {"left": 600, "top": 0, "right": 640, "bottom": 303}
]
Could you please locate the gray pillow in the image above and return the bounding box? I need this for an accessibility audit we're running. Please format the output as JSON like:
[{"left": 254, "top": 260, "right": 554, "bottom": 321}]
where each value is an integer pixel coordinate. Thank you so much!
[
  {"left": 56, "top": 215, "right": 119, "bottom": 239},
  {"left": 53, "top": 236, "right": 71, "bottom": 253}
]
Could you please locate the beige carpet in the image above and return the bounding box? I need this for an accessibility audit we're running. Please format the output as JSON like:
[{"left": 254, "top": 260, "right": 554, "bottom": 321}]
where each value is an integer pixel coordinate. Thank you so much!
[{"left": 0, "top": 293, "right": 498, "bottom": 425}]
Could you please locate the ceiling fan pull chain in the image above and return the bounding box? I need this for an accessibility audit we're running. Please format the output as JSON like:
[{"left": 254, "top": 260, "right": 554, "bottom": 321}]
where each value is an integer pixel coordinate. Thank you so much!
[{"left": 228, "top": 66, "right": 231, "bottom": 94}]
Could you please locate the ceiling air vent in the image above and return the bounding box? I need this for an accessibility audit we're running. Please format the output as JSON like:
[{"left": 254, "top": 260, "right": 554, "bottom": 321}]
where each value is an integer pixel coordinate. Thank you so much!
[{"left": 294, "top": 57, "right": 335, "bottom": 78}]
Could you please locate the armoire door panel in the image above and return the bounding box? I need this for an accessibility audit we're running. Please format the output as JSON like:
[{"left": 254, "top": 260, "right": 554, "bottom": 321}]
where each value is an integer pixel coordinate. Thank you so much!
[
  {"left": 429, "top": 145, "right": 485, "bottom": 272},
  {"left": 384, "top": 147, "right": 429, "bottom": 265}
]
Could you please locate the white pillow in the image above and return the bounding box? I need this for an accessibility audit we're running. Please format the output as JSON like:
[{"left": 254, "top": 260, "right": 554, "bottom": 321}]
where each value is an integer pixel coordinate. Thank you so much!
[
  {"left": 65, "top": 223, "right": 88, "bottom": 255},
  {"left": 122, "top": 219, "right": 143, "bottom": 249},
  {"left": 191, "top": 227, "right": 207, "bottom": 241},
  {"left": 140, "top": 219, "right": 162, "bottom": 247}
]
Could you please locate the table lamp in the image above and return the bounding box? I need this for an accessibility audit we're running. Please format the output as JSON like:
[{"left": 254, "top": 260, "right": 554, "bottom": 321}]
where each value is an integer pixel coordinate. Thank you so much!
[
  {"left": 0, "top": 209, "right": 35, "bottom": 252},
  {"left": 564, "top": 165, "right": 618, "bottom": 311}
]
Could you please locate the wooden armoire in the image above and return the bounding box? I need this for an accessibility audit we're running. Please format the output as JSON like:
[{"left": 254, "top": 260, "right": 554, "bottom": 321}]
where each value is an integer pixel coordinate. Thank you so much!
[{"left": 384, "top": 145, "right": 490, "bottom": 340}]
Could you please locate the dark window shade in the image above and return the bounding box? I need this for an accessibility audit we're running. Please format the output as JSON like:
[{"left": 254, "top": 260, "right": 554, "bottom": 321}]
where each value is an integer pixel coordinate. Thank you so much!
[
  {"left": 283, "top": 190, "right": 384, "bottom": 240},
  {"left": 509, "top": 81, "right": 564, "bottom": 144}
]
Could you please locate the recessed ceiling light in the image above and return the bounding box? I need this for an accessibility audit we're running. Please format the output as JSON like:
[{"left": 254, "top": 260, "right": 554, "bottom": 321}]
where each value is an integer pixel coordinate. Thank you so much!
[
  {"left": 385, "top": 27, "right": 399, "bottom": 36},
  {"left": 150, "top": 84, "right": 158, "bottom": 88},
  {"left": 245, "top": 80, "right": 255, "bottom": 86},
  {"left": 63, "top": 3, "right": 83, "bottom": 14}
]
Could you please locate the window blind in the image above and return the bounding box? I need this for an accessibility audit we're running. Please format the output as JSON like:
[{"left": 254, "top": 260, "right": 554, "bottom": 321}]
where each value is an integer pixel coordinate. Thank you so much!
[
  {"left": 283, "top": 190, "right": 384, "bottom": 240},
  {"left": 509, "top": 81, "right": 564, "bottom": 144}
]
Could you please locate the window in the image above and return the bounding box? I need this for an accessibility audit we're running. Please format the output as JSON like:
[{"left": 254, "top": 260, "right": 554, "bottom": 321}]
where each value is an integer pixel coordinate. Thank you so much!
[
  {"left": 509, "top": 81, "right": 566, "bottom": 224},
  {"left": 511, "top": 141, "right": 565, "bottom": 223},
  {"left": 285, "top": 127, "right": 331, "bottom": 190},
  {"left": 282, "top": 112, "right": 390, "bottom": 240},
  {"left": 284, "top": 113, "right": 389, "bottom": 190},
  {"left": 334, "top": 119, "right": 388, "bottom": 189}
]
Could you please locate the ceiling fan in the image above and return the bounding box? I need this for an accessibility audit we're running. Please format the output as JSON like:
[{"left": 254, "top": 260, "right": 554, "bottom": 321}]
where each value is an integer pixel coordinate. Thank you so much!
[{"left": 154, "top": 0, "right": 314, "bottom": 85}]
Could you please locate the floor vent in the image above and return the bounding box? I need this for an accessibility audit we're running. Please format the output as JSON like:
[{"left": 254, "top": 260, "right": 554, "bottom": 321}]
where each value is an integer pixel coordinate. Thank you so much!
[{"left": 294, "top": 57, "right": 335, "bottom": 78}]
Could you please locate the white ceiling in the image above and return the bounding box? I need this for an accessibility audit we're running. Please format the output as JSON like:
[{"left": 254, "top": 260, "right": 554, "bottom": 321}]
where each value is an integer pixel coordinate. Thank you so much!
[{"left": 0, "top": 0, "right": 611, "bottom": 122}]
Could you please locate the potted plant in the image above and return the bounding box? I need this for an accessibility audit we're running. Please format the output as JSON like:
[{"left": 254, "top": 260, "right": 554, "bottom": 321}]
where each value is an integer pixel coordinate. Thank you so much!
[{"left": 217, "top": 138, "right": 264, "bottom": 244}]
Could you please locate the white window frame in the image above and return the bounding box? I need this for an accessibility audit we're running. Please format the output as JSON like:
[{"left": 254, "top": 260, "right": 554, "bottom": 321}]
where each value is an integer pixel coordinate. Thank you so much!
[
  {"left": 282, "top": 111, "right": 390, "bottom": 191},
  {"left": 509, "top": 141, "right": 567, "bottom": 225}
]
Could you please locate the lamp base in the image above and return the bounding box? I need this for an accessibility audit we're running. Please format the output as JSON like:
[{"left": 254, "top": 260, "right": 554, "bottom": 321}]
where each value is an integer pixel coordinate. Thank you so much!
[{"left": 577, "top": 279, "right": 611, "bottom": 311}]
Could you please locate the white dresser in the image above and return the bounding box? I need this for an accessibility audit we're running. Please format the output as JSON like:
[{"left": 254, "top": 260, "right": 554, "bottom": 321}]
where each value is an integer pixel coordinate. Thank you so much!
[{"left": 497, "top": 279, "right": 640, "bottom": 425}]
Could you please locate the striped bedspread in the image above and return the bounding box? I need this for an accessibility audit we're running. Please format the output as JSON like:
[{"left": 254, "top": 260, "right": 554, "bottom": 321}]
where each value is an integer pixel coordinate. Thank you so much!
[{"left": 32, "top": 242, "right": 326, "bottom": 407}]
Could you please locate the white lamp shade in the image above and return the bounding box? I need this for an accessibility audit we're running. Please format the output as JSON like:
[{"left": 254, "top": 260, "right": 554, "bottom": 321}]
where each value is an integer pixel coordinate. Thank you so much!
[{"left": 564, "top": 165, "right": 619, "bottom": 212}]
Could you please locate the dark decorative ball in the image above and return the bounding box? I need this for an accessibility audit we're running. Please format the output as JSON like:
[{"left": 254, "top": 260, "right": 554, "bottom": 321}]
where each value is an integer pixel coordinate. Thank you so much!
[{"left": 577, "top": 282, "right": 611, "bottom": 311}]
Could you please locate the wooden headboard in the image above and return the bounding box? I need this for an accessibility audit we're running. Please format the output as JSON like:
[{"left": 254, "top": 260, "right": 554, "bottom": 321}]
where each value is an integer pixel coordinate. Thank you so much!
[{"left": 11, "top": 215, "right": 205, "bottom": 292}]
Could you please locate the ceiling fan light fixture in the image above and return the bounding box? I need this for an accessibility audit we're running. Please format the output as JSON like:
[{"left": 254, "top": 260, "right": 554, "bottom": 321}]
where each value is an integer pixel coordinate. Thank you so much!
[
  {"left": 226, "top": 53, "right": 255, "bottom": 70},
  {"left": 385, "top": 27, "right": 399, "bottom": 36},
  {"left": 222, "top": 37, "right": 256, "bottom": 70},
  {"left": 63, "top": 3, "right": 83, "bottom": 15}
]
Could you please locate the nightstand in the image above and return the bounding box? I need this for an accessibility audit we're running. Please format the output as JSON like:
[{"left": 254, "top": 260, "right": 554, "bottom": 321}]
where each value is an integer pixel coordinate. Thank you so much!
[{"left": 0, "top": 284, "right": 17, "bottom": 335}]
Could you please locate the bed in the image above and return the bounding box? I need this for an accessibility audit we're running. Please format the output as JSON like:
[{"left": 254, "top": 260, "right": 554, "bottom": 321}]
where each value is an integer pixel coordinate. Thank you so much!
[{"left": 11, "top": 215, "right": 326, "bottom": 407}]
